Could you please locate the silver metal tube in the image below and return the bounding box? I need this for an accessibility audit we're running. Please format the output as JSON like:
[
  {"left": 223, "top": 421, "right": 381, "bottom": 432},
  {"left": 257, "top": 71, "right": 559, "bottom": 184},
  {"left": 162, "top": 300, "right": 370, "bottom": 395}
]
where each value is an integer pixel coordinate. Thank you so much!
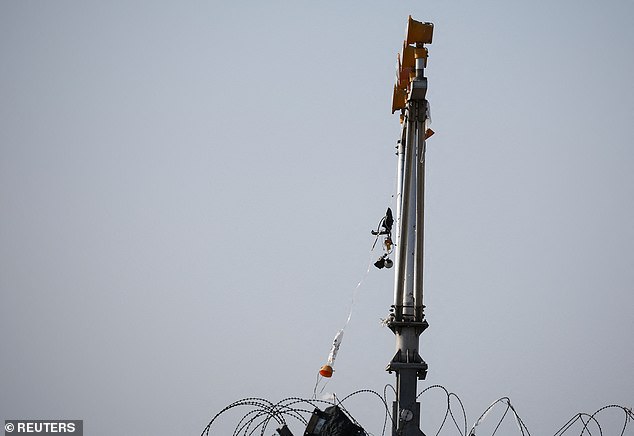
[
  {"left": 392, "top": 133, "right": 405, "bottom": 298},
  {"left": 415, "top": 57, "right": 425, "bottom": 80},
  {"left": 393, "top": 106, "right": 416, "bottom": 321},
  {"left": 403, "top": 125, "right": 417, "bottom": 319},
  {"left": 395, "top": 120, "right": 408, "bottom": 228},
  {"left": 414, "top": 116, "right": 426, "bottom": 321}
]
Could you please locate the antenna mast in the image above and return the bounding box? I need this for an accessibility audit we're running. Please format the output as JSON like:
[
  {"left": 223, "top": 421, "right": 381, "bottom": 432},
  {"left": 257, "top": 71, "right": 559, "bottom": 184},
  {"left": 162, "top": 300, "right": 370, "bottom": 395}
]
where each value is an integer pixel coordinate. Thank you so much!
[{"left": 386, "top": 16, "right": 434, "bottom": 436}]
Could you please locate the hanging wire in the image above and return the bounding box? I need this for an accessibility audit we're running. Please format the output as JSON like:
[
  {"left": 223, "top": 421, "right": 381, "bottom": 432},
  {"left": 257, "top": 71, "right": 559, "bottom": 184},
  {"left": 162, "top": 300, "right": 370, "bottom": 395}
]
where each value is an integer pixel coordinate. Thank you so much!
[
  {"left": 312, "top": 243, "right": 380, "bottom": 397},
  {"left": 313, "top": 371, "right": 330, "bottom": 398}
]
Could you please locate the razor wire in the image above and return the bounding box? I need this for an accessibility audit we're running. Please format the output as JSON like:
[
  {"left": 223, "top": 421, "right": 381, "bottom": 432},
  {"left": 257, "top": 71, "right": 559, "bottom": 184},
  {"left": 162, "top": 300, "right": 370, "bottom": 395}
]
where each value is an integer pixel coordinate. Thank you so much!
[{"left": 202, "top": 387, "right": 633, "bottom": 436}]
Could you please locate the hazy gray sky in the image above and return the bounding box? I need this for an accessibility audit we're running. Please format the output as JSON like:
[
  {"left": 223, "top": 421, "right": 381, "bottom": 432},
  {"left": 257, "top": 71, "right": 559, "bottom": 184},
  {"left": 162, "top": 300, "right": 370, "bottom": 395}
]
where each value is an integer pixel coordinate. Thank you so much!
[{"left": 1, "top": 1, "right": 633, "bottom": 435}]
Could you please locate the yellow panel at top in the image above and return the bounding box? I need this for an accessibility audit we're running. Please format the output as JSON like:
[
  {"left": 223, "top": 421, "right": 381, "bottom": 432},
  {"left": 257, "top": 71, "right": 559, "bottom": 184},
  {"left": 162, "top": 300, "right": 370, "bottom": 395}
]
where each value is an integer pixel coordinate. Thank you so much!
[{"left": 406, "top": 15, "right": 433, "bottom": 45}]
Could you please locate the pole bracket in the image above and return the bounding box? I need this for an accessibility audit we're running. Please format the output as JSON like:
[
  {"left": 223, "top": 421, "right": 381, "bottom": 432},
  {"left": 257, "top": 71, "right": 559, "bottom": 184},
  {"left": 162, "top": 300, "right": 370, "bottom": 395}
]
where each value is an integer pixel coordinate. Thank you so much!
[
  {"left": 386, "top": 319, "right": 429, "bottom": 335},
  {"left": 385, "top": 319, "right": 429, "bottom": 380}
]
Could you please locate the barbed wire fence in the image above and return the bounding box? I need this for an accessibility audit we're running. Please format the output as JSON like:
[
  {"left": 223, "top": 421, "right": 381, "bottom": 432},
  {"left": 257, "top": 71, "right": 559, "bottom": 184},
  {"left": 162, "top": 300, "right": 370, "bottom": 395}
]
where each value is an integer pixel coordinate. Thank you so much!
[{"left": 201, "top": 386, "right": 633, "bottom": 436}]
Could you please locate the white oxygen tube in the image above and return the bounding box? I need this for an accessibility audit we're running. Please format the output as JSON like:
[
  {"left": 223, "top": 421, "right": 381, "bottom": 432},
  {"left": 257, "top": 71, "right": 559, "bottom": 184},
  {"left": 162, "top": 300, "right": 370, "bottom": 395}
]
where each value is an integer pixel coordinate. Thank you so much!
[
  {"left": 319, "top": 329, "right": 344, "bottom": 378},
  {"left": 326, "top": 329, "right": 344, "bottom": 365}
]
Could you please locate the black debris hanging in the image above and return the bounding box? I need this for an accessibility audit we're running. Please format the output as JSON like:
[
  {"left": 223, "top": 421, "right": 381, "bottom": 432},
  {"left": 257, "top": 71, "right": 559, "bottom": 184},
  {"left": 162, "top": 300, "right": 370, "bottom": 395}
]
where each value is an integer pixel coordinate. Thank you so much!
[{"left": 372, "top": 208, "right": 395, "bottom": 269}]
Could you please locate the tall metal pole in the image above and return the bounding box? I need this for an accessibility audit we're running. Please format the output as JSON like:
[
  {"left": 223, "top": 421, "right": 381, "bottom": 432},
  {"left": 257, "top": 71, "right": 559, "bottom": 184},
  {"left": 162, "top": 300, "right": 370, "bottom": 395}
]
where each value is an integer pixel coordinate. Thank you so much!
[{"left": 387, "top": 16, "right": 433, "bottom": 436}]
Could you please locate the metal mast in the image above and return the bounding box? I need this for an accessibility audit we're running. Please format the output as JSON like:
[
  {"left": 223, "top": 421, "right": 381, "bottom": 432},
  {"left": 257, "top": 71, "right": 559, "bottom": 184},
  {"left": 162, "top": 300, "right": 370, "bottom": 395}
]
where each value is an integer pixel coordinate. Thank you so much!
[{"left": 386, "top": 16, "right": 434, "bottom": 436}]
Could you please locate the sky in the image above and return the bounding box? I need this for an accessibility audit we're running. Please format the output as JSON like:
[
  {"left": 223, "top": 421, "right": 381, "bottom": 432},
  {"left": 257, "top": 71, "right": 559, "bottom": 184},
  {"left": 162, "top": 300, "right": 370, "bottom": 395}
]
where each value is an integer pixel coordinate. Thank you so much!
[{"left": 1, "top": 1, "right": 633, "bottom": 435}]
